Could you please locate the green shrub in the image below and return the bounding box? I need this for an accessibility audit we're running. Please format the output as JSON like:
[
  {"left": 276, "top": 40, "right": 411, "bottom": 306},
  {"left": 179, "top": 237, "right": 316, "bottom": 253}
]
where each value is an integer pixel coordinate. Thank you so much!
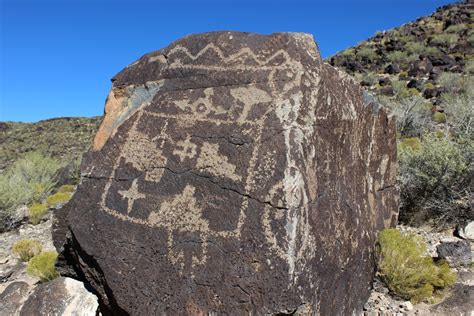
[
  {"left": 431, "top": 34, "right": 459, "bottom": 45},
  {"left": 445, "top": 23, "right": 467, "bottom": 33},
  {"left": 424, "top": 46, "right": 442, "bottom": 57},
  {"left": 399, "top": 88, "right": 421, "bottom": 99},
  {"left": 465, "top": 60, "right": 474, "bottom": 74},
  {"left": 383, "top": 96, "right": 430, "bottom": 137},
  {"left": 398, "top": 137, "right": 422, "bottom": 151},
  {"left": 0, "top": 153, "right": 59, "bottom": 227},
  {"left": 0, "top": 173, "right": 31, "bottom": 224},
  {"left": 424, "top": 82, "right": 435, "bottom": 90},
  {"left": 26, "top": 251, "right": 59, "bottom": 282},
  {"left": 387, "top": 51, "right": 418, "bottom": 64},
  {"left": 398, "top": 134, "right": 471, "bottom": 226},
  {"left": 432, "top": 112, "right": 447, "bottom": 123},
  {"left": 57, "top": 184, "right": 75, "bottom": 193},
  {"left": 28, "top": 203, "right": 48, "bottom": 225},
  {"left": 405, "top": 42, "right": 427, "bottom": 55},
  {"left": 356, "top": 47, "right": 377, "bottom": 61},
  {"left": 46, "top": 192, "right": 72, "bottom": 208},
  {"left": 10, "top": 152, "right": 60, "bottom": 202},
  {"left": 12, "top": 239, "right": 42, "bottom": 262},
  {"left": 377, "top": 228, "right": 456, "bottom": 303},
  {"left": 437, "top": 72, "right": 463, "bottom": 93},
  {"left": 442, "top": 82, "right": 474, "bottom": 138},
  {"left": 468, "top": 34, "right": 474, "bottom": 46},
  {"left": 340, "top": 48, "right": 355, "bottom": 57}
]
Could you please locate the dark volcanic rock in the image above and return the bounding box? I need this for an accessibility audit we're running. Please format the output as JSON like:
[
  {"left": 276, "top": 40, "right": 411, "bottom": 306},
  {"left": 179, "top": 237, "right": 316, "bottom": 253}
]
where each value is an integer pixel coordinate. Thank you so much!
[
  {"left": 54, "top": 31, "right": 398, "bottom": 315},
  {"left": 436, "top": 240, "right": 472, "bottom": 267}
]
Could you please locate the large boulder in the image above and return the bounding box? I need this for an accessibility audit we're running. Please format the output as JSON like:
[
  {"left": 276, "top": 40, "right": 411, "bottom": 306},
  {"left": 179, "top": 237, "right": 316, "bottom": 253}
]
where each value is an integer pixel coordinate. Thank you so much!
[
  {"left": 19, "top": 277, "right": 99, "bottom": 316},
  {"left": 54, "top": 31, "right": 398, "bottom": 315}
]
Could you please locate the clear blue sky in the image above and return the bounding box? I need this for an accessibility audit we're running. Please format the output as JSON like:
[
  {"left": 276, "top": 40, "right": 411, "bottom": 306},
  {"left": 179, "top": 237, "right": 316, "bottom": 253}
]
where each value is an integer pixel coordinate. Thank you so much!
[{"left": 1, "top": 0, "right": 455, "bottom": 122}]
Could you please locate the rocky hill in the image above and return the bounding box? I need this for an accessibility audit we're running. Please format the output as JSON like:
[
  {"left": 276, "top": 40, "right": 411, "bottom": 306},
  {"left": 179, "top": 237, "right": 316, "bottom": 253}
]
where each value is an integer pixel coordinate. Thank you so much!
[
  {"left": 329, "top": 1, "right": 473, "bottom": 106},
  {"left": 0, "top": 117, "right": 101, "bottom": 171}
]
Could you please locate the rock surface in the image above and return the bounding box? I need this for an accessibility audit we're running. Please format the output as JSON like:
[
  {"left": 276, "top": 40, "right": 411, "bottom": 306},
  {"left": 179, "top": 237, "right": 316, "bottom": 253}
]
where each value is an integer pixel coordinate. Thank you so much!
[
  {"left": 19, "top": 277, "right": 99, "bottom": 316},
  {"left": 54, "top": 31, "right": 398, "bottom": 314},
  {"left": 0, "top": 282, "right": 31, "bottom": 315},
  {"left": 437, "top": 240, "right": 472, "bottom": 267}
]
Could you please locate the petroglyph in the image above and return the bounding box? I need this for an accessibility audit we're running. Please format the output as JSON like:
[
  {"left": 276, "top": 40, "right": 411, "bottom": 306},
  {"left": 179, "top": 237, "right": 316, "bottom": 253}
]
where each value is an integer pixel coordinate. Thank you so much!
[
  {"left": 196, "top": 142, "right": 242, "bottom": 182},
  {"left": 56, "top": 32, "right": 398, "bottom": 315},
  {"left": 173, "top": 136, "right": 198, "bottom": 162},
  {"left": 119, "top": 179, "right": 146, "bottom": 214}
]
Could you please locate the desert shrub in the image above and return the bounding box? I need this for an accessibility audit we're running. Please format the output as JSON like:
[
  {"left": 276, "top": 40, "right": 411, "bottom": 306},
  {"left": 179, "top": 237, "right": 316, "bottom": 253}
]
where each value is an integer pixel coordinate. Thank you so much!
[
  {"left": 398, "top": 133, "right": 472, "bottom": 226},
  {"left": 12, "top": 239, "right": 42, "bottom": 262},
  {"left": 399, "top": 137, "right": 422, "bottom": 152},
  {"left": 340, "top": 48, "right": 355, "bottom": 57},
  {"left": 0, "top": 153, "right": 59, "bottom": 227},
  {"left": 377, "top": 228, "right": 456, "bottom": 303},
  {"left": 431, "top": 34, "right": 459, "bottom": 45},
  {"left": 437, "top": 72, "right": 463, "bottom": 93},
  {"left": 442, "top": 79, "right": 474, "bottom": 137},
  {"left": 424, "top": 82, "right": 435, "bottom": 90},
  {"left": 0, "top": 173, "right": 31, "bottom": 224},
  {"left": 26, "top": 251, "right": 59, "bottom": 282},
  {"left": 399, "top": 88, "right": 421, "bottom": 98},
  {"left": 46, "top": 191, "right": 72, "bottom": 208},
  {"left": 28, "top": 203, "right": 49, "bottom": 225},
  {"left": 387, "top": 51, "right": 418, "bottom": 64},
  {"left": 465, "top": 60, "right": 474, "bottom": 74},
  {"left": 10, "top": 152, "right": 60, "bottom": 202},
  {"left": 432, "top": 112, "right": 446, "bottom": 123},
  {"left": 384, "top": 96, "right": 430, "bottom": 137},
  {"left": 58, "top": 184, "right": 75, "bottom": 193},
  {"left": 392, "top": 80, "right": 407, "bottom": 95},
  {"left": 424, "top": 46, "right": 442, "bottom": 57},
  {"left": 405, "top": 42, "right": 427, "bottom": 55},
  {"left": 468, "top": 34, "right": 474, "bottom": 46},
  {"left": 445, "top": 23, "right": 467, "bottom": 33},
  {"left": 356, "top": 47, "right": 377, "bottom": 62}
]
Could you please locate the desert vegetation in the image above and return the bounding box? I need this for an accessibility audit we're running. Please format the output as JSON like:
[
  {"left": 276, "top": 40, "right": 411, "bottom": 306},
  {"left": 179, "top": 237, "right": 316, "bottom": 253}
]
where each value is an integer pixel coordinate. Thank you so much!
[
  {"left": 26, "top": 251, "right": 59, "bottom": 282},
  {"left": 377, "top": 228, "right": 456, "bottom": 303}
]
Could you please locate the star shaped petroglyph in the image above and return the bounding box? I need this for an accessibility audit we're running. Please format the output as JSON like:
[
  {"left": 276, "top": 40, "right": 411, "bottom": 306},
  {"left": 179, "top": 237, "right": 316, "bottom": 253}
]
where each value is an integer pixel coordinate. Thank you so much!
[{"left": 119, "top": 179, "right": 146, "bottom": 214}]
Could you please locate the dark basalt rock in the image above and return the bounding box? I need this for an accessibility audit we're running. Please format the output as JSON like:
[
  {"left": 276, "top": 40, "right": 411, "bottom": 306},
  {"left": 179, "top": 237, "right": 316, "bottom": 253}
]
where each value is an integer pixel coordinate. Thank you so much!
[{"left": 54, "top": 31, "right": 398, "bottom": 315}]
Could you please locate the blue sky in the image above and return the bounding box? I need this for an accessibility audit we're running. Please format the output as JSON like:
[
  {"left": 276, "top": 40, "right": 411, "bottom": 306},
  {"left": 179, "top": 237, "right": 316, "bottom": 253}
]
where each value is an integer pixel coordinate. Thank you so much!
[{"left": 1, "top": 0, "right": 455, "bottom": 122}]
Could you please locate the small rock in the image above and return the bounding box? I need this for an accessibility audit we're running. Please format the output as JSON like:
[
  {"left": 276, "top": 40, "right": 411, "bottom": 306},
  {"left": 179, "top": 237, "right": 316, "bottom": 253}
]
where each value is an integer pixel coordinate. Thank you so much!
[
  {"left": 436, "top": 239, "right": 472, "bottom": 267},
  {"left": 457, "top": 221, "right": 474, "bottom": 241},
  {"left": 401, "top": 301, "right": 414, "bottom": 311}
]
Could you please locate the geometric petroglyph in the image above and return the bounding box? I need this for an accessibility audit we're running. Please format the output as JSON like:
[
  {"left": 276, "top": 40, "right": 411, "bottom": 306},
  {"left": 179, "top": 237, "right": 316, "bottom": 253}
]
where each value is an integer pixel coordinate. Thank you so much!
[{"left": 173, "top": 136, "right": 197, "bottom": 162}]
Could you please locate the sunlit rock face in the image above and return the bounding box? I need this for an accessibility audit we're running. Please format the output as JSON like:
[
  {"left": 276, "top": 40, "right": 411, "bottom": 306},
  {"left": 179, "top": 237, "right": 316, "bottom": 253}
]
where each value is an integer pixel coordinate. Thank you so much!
[{"left": 53, "top": 31, "right": 398, "bottom": 315}]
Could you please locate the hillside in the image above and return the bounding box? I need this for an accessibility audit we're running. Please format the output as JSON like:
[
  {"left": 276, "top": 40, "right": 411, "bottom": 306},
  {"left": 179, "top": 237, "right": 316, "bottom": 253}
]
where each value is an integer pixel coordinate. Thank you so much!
[
  {"left": 329, "top": 1, "right": 472, "bottom": 106},
  {"left": 0, "top": 117, "right": 101, "bottom": 171}
]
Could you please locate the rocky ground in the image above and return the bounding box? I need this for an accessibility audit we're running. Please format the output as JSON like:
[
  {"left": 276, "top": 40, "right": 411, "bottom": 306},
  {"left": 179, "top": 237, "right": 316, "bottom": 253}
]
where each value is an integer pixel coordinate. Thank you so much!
[
  {"left": 0, "top": 208, "right": 99, "bottom": 315},
  {"left": 363, "top": 225, "right": 474, "bottom": 316},
  {"left": 1, "top": 203, "right": 472, "bottom": 315}
]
